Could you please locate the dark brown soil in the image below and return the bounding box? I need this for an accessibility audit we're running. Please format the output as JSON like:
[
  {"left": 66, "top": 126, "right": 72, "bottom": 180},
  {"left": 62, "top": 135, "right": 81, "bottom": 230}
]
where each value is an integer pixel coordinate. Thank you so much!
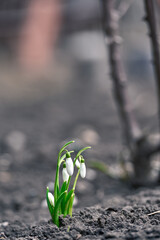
[{"left": 1, "top": 188, "right": 160, "bottom": 239}]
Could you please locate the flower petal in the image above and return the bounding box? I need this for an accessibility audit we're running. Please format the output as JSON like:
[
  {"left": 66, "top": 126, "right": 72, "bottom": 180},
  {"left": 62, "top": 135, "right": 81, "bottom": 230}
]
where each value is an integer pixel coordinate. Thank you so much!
[
  {"left": 66, "top": 157, "right": 74, "bottom": 176},
  {"left": 80, "top": 162, "right": 86, "bottom": 178},
  {"left": 48, "top": 192, "right": 54, "bottom": 206},
  {"left": 62, "top": 168, "right": 69, "bottom": 182},
  {"left": 75, "top": 159, "right": 80, "bottom": 168}
]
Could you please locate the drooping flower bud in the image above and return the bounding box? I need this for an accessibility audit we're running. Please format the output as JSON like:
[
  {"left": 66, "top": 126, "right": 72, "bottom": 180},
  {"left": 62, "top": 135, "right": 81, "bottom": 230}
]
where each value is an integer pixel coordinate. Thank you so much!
[
  {"left": 80, "top": 158, "right": 86, "bottom": 178},
  {"left": 75, "top": 158, "right": 80, "bottom": 169},
  {"left": 48, "top": 192, "right": 54, "bottom": 207},
  {"left": 62, "top": 163, "right": 69, "bottom": 182},
  {"left": 66, "top": 152, "right": 74, "bottom": 176}
]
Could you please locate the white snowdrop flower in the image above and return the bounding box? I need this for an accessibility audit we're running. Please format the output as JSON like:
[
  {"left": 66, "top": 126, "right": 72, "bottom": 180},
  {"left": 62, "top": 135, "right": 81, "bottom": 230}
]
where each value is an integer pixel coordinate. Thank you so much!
[
  {"left": 75, "top": 158, "right": 80, "bottom": 168},
  {"left": 66, "top": 152, "right": 74, "bottom": 176},
  {"left": 62, "top": 163, "right": 69, "bottom": 182},
  {"left": 80, "top": 160, "right": 86, "bottom": 178},
  {"left": 48, "top": 192, "right": 54, "bottom": 207}
]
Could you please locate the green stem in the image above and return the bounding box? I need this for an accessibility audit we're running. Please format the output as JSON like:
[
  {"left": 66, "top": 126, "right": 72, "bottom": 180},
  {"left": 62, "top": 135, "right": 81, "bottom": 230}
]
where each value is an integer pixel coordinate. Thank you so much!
[
  {"left": 68, "top": 193, "right": 75, "bottom": 217},
  {"left": 65, "top": 171, "right": 79, "bottom": 217},
  {"left": 54, "top": 160, "right": 60, "bottom": 203},
  {"left": 66, "top": 176, "right": 71, "bottom": 191},
  {"left": 54, "top": 153, "right": 66, "bottom": 202},
  {"left": 63, "top": 189, "right": 74, "bottom": 217},
  {"left": 73, "top": 170, "right": 80, "bottom": 191}
]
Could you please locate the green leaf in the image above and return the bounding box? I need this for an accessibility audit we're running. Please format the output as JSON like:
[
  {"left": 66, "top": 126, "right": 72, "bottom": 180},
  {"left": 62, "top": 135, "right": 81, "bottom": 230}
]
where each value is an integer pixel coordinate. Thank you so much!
[
  {"left": 53, "top": 190, "right": 67, "bottom": 227},
  {"left": 68, "top": 193, "right": 75, "bottom": 217},
  {"left": 60, "top": 181, "right": 67, "bottom": 195},
  {"left": 58, "top": 181, "right": 68, "bottom": 214},
  {"left": 63, "top": 189, "right": 74, "bottom": 217},
  {"left": 65, "top": 189, "right": 74, "bottom": 204},
  {"left": 61, "top": 192, "right": 67, "bottom": 214},
  {"left": 57, "top": 185, "right": 60, "bottom": 198},
  {"left": 46, "top": 187, "right": 54, "bottom": 219}
]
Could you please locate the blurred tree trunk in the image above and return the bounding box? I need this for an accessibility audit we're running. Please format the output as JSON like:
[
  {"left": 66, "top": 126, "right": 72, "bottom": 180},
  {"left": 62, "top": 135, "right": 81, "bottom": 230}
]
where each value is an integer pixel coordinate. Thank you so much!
[
  {"left": 101, "top": 0, "right": 160, "bottom": 185},
  {"left": 144, "top": 0, "right": 160, "bottom": 181},
  {"left": 144, "top": 0, "right": 160, "bottom": 131}
]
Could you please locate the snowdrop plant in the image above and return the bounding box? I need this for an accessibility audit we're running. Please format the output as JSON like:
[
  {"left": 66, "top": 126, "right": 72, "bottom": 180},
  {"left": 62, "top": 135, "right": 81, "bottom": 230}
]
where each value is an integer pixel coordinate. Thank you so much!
[{"left": 46, "top": 140, "right": 91, "bottom": 227}]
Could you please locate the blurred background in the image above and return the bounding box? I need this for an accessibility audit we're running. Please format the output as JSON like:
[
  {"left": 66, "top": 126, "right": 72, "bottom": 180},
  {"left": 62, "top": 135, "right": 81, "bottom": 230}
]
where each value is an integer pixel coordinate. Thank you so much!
[
  {"left": 0, "top": 0, "right": 159, "bottom": 223},
  {"left": 0, "top": 0, "right": 158, "bottom": 142}
]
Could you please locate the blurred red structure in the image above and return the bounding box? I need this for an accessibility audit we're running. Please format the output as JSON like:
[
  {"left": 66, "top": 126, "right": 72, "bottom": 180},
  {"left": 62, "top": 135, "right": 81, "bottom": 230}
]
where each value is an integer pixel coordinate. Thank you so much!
[{"left": 17, "top": 0, "right": 61, "bottom": 70}]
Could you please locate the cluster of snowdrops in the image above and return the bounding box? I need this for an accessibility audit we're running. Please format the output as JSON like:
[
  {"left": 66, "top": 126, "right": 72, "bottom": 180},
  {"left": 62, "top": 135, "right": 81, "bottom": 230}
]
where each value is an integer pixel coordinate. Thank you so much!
[{"left": 46, "top": 140, "right": 91, "bottom": 227}]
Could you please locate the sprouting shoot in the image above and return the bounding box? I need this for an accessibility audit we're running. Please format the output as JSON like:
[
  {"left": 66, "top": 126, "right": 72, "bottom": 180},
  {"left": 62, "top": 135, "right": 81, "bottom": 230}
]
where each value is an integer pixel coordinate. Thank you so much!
[{"left": 46, "top": 140, "right": 91, "bottom": 227}]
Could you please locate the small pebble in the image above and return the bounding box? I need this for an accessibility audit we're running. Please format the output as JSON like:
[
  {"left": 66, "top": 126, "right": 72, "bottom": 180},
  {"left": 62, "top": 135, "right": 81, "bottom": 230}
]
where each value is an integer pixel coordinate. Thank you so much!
[
  {"left": 122, "top": 206, "right": 133, "bottom": 212},
  {"left": 86, "top": 168, "right": 97, "bottom": 181},
  {"left": 5, "top": 131, "right": 26, "bottom": 152},
  {"left": 81, "top": 128, "right": 100, "bottom": 145},
  {"left": 0, "top": 172, "right": 11, "bottom": 183},
  {"left": 0, "top": 221, "right": 9, "bottom": 227},
  {"left": 0, "top": 154, "right": 11, "bottom": 171},
  {"left": 77, "top": 181, "right": 93, "bottom": 193},
  {"left": 73, "top": 195, "right": 78, "bottom": 206},
  {"left": 41, "top": 199, "right": 47, "bottom": 208}
]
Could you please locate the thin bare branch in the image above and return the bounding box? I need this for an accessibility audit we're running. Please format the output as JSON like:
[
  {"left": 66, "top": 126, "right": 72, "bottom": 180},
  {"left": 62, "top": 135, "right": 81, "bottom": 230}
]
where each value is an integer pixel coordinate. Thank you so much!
[
  {"left": 148, "top": 210, "right": 160, "bottom": 216},
  {"left": 144, "top": 0, "right": 160, "bottom": 124}
]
